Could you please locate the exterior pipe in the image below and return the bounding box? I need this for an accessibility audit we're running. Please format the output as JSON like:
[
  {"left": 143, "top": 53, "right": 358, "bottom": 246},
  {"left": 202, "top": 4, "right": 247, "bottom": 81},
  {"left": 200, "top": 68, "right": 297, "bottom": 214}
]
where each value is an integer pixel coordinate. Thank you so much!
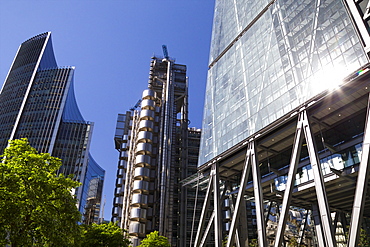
[
  {"left": 159, "top": 59, "right": 174, "bottom": 234},
  {"left": 121, "top": 111, "right": 139, "bottom": 230}
]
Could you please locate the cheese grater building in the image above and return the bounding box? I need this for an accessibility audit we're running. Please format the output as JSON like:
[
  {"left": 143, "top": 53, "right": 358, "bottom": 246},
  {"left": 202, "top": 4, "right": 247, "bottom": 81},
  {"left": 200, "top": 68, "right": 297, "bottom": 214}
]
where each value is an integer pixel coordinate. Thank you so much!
[
  {"left": 192, "top": 1, "right": 370, "bottom": 246},
  {"left": 0, "top": 33, "right": 105, "bottom": 223}
]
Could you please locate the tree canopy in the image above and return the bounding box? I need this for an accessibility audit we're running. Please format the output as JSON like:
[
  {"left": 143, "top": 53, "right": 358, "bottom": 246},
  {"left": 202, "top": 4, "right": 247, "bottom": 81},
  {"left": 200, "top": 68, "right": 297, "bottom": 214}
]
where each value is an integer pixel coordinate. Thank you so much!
[
  {"left": 80, "top": 222, "right": 130, "bottom": 246},
  {"left": 138, "top": 231, "right": 170, "bottom": 247},
  {"left": 0, "top": 138, "right": 81, "bottom": 246}
]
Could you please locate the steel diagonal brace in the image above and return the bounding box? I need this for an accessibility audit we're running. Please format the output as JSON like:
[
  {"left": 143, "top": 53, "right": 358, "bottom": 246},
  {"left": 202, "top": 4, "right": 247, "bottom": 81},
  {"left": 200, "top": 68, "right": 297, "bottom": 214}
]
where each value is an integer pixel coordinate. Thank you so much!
[
  {"left": 348, "top": 93, "right": 370, "bottom": 247},
  {"left": 199, "top": 211, "right": 215, "bottom": 247},
  {"left": 303, "top": 110, "right": 336, "bottom": 247},
  {"left": 227, "top": 143, "right": 252, "bottom": 247},
  {"left": 297, "top": 210, "right": 309, "bottom": 246},
  {"left": 274, "top": 110, "right": 335, "bottom": 246},
  {"left": 312, "top": 202, "right": 326, "bottom": 247},
  {"left": 250, "top": 141, "right": 268, "bottom": 246},
  {"left": 212, "top": 163, "right": 223, "bottom": 247},
  {"left": 194, "top": 173, "right": 213, "bottom": 247},
  {"left": 274, "top": 113, "right": 305, "bottom": 247}
]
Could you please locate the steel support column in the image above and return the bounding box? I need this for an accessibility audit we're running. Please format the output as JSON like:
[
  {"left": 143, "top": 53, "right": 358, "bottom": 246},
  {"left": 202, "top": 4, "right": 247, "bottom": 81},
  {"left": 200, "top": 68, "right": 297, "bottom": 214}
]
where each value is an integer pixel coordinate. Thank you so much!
[
  {"left": 312, "top": 203, "right": 326, "bottom": 247},
  {"left": 212, "top": 163, "right": 223, "bottom": 247},
  {"left": 199, "top": 212, "right": 215, "bottom": 247},
  {"left": 348, "top": 93, "right": 370, "bottom": 247},
  {"left": 250, "top": 141, "right": 268, "bottom": 246},
  {"left": 238, "top": 196, "right": 248, "bottom": 246},
  {"left": 274, "top": 112, "right": 305, "bottom": 247},
  {"left": 265, "top": 201, "right": 273, "bottom": 226},
  {"left": 194, "top": 163, "right": 222, "bottom": 247},
  {"left": 227, "top": 144, "right": 251, "bottom": 247},
  {"left": 228, "top": 192, "right": 246, "bottom": 246},
  {"left": 274, "top": 110, "right": 335, "bottom": 246},
  {"left": 297, "top": 210, "right": 309, "bottom": 246},
  {"left": 190, "top": 173, "right": 200, "bottom": 246},
  {"left": 333, "top": 212, "right": 339, "bottom": 232},
  {"left": 340, "top": 212, "right": 348, "bottom": 239},
  {"left": 303, "top": 110, "right": 336, "bottom": 247},
  {"left": 194, "top": 174, "right": 213, "bottom": 247}
]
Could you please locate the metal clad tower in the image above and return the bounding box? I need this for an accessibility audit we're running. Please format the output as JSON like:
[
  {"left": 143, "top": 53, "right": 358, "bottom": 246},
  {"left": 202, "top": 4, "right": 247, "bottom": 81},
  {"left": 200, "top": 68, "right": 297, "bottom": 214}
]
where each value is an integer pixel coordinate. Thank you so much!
[{"left": 112, "top": 54, "right": 197, "bottom": 246}]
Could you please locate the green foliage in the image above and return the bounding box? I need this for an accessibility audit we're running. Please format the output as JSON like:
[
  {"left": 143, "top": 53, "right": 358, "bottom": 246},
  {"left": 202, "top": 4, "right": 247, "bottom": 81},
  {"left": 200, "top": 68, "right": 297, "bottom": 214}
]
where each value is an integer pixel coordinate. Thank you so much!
[
  {"left": 138, "top": 231, "right": 170, "bottom": 247},
  {"left": 80, "top": 222, "right": 130, "bottom": 247},
  {"left": 345, "top": 226, "right": 370, "bottom": 246},
  {"left": 248, "top": 239, "right": 258, "bottom": 247},
  {"left": 287, "top": 236, "right": 298, "bottom": 247},
  {"left": 359, "top": 228, "right": 370, "bottom": 247},
  {"left": 0, "top": 138, "right": 81, "bottom": 246},
  {"left": 222, "top": 235, "right": 228, "bottom": 247}
]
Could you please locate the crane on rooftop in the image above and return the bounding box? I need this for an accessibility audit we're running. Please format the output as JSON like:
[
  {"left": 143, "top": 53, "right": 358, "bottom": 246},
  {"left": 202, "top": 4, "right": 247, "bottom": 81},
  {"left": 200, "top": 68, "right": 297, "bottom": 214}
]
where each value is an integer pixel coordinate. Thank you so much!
[
  {"left": 162, "top": 45, "right": 169, "bottom": 60},
  {"left": 130, "top": 99, "right": 142, "bottom": 111}
]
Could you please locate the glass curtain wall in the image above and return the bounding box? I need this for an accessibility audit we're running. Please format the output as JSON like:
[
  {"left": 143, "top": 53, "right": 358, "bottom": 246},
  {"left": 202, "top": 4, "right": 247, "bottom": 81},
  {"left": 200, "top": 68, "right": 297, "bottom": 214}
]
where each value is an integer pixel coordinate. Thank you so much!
[{"left": 199, "top": 0, "right": 369, "bottom": 165}]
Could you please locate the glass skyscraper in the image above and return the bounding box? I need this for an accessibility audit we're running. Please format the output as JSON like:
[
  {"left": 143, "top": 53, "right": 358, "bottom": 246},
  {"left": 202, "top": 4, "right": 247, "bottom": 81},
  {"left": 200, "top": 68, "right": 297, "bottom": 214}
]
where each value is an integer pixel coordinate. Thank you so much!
[
  {"left": 199, "top": 0, "right": 368, "bottom": 165},
  {"left": 0, "top": 32, "right": 105, "bottom": 221},
  {"left": 195, "top": 1, "right": 370, "bottom": 246}
]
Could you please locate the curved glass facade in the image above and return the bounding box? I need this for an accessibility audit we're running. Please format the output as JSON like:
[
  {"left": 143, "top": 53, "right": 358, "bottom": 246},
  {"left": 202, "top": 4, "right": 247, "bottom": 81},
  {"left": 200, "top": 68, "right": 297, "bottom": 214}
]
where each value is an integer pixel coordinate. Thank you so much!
[
  {"left": 199, "top": 0, "right": 369, "bottom": 165},
  {"left": 0, "top": 32, "right": 104, "bottom": 215},
  {"left": 0, "top": 33, "right": 52, "bottom": 152},
  {"left": 81, "top": 154, "right": 105, "bottom": 224}
]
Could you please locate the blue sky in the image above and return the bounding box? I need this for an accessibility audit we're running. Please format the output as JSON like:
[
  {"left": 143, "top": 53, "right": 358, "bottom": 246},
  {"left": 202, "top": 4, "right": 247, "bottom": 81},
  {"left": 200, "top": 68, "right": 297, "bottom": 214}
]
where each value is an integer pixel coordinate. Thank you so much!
[{"left": 0, "top": 0, "right": 215, "bottom": 220}]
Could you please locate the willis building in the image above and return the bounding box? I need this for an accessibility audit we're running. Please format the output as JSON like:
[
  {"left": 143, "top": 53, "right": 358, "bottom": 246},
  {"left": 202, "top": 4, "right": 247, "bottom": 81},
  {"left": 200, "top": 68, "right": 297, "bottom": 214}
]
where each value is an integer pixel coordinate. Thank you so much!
[
  {"left": 0, "top": 33, "right": 105, "bottom": 224},
  {"left": 191, "top": 0, "right": 370, "bottom": 247},
  {"left": 112, "top": 53, "right": 202, "bottom": 246}
]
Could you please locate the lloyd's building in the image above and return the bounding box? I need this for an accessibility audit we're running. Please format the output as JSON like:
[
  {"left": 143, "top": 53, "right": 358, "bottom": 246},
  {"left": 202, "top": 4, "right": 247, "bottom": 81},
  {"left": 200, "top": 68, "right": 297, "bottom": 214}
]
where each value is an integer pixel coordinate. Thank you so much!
[{"left": 190, "top": 0, "right": 370, "bottom": 246}]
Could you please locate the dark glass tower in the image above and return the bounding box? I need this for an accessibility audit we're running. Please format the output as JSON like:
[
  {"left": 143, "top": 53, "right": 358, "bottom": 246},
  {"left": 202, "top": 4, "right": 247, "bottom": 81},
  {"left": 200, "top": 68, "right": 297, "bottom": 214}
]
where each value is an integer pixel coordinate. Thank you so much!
[{"left": 0, "top": 32, "right": 104, "bottom": 219}]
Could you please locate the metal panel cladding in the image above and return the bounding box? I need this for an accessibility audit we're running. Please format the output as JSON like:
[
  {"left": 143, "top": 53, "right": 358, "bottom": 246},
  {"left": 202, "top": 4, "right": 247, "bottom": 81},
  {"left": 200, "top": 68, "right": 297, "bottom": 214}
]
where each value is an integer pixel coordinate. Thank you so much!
[{"left": 199, "top": 0, "right": 369, "bottom": 165}]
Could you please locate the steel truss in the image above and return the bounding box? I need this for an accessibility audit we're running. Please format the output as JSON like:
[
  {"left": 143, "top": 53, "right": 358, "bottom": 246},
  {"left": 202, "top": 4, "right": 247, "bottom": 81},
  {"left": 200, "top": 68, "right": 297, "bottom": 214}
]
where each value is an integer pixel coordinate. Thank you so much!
[{"left": 195, "top": 94, "right": 370, "bottom": 247}]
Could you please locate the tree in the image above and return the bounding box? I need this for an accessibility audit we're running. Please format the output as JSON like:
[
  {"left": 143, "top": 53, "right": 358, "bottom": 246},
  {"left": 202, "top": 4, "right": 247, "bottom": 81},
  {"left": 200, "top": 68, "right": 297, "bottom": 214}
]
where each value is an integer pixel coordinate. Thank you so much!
[
  {"left": 248, "top": 239, "right": 258, "bottom": 247},
  {"left": 359, "top": 228, "right": 370, "bottom": 247},
  {"left": 0, "top": 138, "right": 81, "bottom": 246},
  {"left": 288, "top": 236, "right": 298, "bottom": 247},
  {"left": 80, "top": 222, "right": 130, "bottom": 247},
  {"left": 138, "top": 231, "right": 170, "bottom": 247}
]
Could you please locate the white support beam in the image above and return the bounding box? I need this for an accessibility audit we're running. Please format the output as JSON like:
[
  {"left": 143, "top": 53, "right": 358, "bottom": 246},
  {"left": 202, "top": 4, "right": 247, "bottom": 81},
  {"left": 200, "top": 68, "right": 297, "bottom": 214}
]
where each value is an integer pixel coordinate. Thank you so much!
[
  {"left": 303, "top": 110, "right": 336, "bottom": 247},
  {"left": 333, "top": 212, "right": 339, "bottom": 231},
  {"left": 199, "top": 212, "right": 215, "bottom": 247},
  {"left": 274, "top": 113, "right": 304, "bottom": 247},
  {"left": 227, "top": 145, "right": 251, "bottom": 247},
  {"left": 228, "top": 190, "right": 247, "bottom": 247},
  {"left": 312, "top": 203, "right": 326, "bottom": 247},
  {"left": 348, "top": 93, "right": 370, "bottom": 247},
  {"left": 194, "top": 174, "right": 213, "bottom": 247},
  {"left": 250, "top": 141, "right": 268, "bottom": 246},
  {"left": 297, "top": 210, "right": 309, "bottom": 246},
  {"left": 212, "top": 163, "right": 223, "bottom": 247},
  {"left": 340, "top": 212, "right": 348, "bottom": 240}
]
